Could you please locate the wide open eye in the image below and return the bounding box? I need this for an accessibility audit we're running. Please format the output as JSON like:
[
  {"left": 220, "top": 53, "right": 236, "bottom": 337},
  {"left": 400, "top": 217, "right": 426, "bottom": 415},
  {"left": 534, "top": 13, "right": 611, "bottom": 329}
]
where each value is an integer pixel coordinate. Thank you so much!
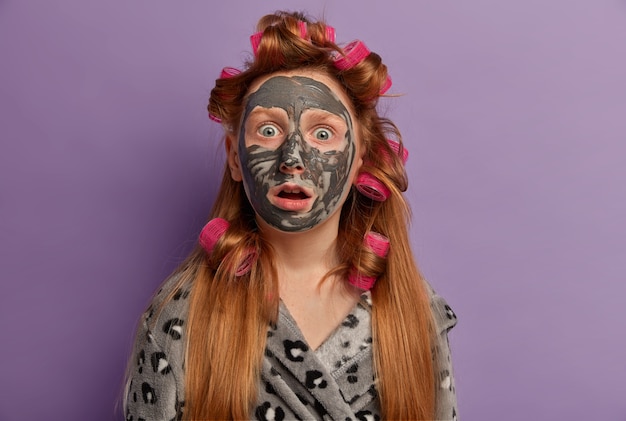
[
  {"left": 313, "top": 127, "right": 333, "bottom": 141},
  {"left": 258, "top": 124, "right": 280, "bottom": 138}
]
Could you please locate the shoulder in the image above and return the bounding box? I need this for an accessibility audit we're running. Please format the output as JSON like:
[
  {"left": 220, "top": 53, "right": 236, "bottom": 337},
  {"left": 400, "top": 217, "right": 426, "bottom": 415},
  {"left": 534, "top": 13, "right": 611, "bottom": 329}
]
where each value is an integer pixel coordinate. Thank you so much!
[
  {"left": 141, "top": 273, "right": 192, "bottom": 348},
  {"left": 424, "top": 280, "right": 460, "bottom": 420},
  {"left": 125, "top": 274, "right": 190, "bottom": 419},
  {"left": 424, "top": 279, "right": 458, "bottom": 334},
  {"left": 129, "top": 273, "right": 192, "bottom": 385}
]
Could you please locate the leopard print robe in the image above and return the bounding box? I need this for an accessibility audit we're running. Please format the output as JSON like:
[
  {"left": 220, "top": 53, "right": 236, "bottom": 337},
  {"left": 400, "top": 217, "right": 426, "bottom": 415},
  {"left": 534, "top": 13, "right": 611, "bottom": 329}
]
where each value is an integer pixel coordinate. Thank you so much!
[{"left": 124, "top": 276, "right": 458, "bottom": 420}]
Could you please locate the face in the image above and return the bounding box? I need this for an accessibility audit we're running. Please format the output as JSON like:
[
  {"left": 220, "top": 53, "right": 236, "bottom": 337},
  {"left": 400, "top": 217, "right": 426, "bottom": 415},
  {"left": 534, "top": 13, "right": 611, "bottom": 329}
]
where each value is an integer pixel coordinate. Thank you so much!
[{"left": 233, "top": 72, "right": 360, "bottom": 232}]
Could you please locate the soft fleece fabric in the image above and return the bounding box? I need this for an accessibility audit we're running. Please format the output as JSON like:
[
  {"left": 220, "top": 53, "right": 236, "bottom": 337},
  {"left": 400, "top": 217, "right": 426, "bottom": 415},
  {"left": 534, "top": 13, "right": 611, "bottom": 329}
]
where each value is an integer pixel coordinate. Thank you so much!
[{"left": 124, "top": 276, "right": 458, "bottom": 420}]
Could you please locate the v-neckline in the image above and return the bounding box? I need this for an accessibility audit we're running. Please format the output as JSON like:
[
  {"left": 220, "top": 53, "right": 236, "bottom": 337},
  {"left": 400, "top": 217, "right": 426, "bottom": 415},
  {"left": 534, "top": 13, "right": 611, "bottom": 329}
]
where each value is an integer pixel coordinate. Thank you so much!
[{"left": 278, "top": 292, "right": 372, "bottom": 368}]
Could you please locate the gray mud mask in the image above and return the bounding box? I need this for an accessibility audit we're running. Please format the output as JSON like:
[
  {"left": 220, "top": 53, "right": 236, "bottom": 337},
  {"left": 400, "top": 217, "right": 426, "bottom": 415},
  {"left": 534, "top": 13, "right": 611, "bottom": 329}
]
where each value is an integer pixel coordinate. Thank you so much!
[{"left": 238, "top": 75, "right": 357, "bottom": 232}]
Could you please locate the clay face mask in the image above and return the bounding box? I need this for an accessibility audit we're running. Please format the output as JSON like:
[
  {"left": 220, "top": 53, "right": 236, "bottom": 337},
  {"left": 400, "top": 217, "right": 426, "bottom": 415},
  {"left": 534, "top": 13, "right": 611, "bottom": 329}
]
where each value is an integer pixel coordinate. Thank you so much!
[{"left": 238, "top": 75, "right": 357, "bottom": 232}]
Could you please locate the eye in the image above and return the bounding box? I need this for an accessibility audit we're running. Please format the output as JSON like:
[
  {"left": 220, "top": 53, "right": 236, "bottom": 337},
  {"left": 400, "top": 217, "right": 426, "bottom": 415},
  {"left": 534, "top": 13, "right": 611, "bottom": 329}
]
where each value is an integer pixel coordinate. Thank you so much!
[
  {"left": 313, "top": 128, "right": 333, "bottom": 141},
  {"left": 258, "top": 124, "right": 280, "bottom": 137}
]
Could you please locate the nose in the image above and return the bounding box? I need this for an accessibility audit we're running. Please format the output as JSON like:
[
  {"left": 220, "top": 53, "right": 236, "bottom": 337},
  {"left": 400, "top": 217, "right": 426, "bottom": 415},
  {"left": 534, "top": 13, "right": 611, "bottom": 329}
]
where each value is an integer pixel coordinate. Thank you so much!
[{"left": 279, "top": 134, "right": 305, "bottom": 174}]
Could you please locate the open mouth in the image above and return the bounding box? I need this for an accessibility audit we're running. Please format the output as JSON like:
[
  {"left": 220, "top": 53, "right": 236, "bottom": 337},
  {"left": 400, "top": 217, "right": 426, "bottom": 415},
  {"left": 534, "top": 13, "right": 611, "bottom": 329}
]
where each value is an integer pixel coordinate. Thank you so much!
[
  {"left": 277, "top": 187, "right": 310, "bottom": 200},
  {"left": 269, "top": 184, "right": 315, "bottom": 212}
]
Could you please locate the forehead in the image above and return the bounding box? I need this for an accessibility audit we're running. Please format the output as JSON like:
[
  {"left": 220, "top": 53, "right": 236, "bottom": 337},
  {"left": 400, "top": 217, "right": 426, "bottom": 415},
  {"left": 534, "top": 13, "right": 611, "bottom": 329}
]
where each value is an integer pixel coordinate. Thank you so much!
[{"left": 244, "top": 71, "right": 355, "bottom": 115}]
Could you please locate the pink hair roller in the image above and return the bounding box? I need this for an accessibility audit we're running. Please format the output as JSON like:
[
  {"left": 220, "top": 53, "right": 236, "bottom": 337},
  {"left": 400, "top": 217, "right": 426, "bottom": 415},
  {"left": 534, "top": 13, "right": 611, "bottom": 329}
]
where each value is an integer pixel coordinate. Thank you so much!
[
  {"left": 208, "top": 112, "right": 222, "bottom": 123},
  {"left": 379, "top": 75, "right": 392, "bottom": 95},
  {"left": 348, "top": 272, "right": 377, "bottom": 291},
  {"left": 234, "top": 249, "right": 257, "bottom": 277},
  {"left": 348, "top": 231, "right": 390, "bottom": 290},
  {"left": 333, "top": 40, "right": 391, "bottom": 95},
  {"left": 385, "top": 139, "right": 409, "bottom": 164},
  {"left": 199, "top": 218, "right": 230, "bottom": 254},
  {"left": 199, "top": 218, "right": 255, "bottom": 276},
  {"left": 364, "top": 231, "right": 390, "bottom": 258},
  {"left": 333, "top": 40, "right": 370, "bottom": 70},
  {"left": 356, "top": 172, "right": 390, "bottom": 201},
  {"left": 209, "top": 67, "right": 241, "bottom": 122},
  {"left": 325, "top": 26, "right": 336, "bottom": 43},
  {"left": 298, "top": 20, "right": 308, "bottom": 38},
  {"left": 220, "top": 67, "right": 241, "bottom": 79},
  {"left": 251, "top": 21, "right": 308, "bottom": 56},
  {"left": 250, "top": 31, "right": 263, "bottom": 56}
]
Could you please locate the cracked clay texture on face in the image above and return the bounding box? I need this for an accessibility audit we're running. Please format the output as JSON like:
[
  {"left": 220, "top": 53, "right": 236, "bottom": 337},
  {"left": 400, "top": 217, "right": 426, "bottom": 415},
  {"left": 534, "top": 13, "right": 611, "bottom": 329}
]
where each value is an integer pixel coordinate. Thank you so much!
[{"left": 239, "top": 75, "right": 357, "bottom": 232}]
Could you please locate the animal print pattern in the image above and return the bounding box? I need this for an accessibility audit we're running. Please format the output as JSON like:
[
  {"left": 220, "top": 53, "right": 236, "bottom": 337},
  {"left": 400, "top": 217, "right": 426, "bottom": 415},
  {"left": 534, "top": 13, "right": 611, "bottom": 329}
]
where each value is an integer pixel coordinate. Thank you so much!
[
  {"left": 125, "top": 277, "right": 458, "bottom": 420},
  {"left": 430, "top": 291, "right": 459, "bottom": 420},
  {"left": 124, "top": 282, "right": 187, "bottom": 421}
]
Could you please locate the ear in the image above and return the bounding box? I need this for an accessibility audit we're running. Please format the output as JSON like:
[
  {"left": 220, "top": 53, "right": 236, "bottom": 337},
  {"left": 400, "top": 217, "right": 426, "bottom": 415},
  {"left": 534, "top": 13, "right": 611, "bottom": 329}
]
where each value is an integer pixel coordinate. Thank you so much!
[
  {"left": 355, "top": 152, "right": 364, "bottom": 173},
  {"left": 225, "top": 135, "right": 243, "bottom": 182},
  {"left": 351, "top": 138, "right": 366, "bottom": 183}
]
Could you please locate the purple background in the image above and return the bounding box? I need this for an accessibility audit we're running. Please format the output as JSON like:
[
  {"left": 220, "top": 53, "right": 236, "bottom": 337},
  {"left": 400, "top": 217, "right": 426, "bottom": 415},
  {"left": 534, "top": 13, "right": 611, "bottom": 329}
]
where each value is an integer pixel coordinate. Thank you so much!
[{"left": 1, "top": 1, "right": 625, "bottom": 420}]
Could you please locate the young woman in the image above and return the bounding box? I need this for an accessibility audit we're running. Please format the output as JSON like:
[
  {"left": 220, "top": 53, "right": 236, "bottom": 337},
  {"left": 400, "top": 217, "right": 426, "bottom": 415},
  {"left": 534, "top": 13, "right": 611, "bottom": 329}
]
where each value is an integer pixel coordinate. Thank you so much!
[{"left": 125, "top": 11, "right": 458, "bottom": 421}]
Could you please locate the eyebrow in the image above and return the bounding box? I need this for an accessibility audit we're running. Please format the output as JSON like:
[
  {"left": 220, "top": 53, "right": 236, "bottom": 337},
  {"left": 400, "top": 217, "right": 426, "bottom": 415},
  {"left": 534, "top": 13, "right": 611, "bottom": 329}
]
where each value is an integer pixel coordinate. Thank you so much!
[
  {"left": 247, "top": 106, "right": 288, "bottom": 119},
  {"left": 301, "top": 108, "right": 349, "bottom": 126}
]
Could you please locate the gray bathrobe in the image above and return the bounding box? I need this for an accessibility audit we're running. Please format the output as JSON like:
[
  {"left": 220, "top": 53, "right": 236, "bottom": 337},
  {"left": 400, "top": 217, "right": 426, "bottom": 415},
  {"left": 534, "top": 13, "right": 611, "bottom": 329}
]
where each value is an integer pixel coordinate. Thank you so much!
[{"left": 124, "top": 275, "right": 458, "bottom": 420}]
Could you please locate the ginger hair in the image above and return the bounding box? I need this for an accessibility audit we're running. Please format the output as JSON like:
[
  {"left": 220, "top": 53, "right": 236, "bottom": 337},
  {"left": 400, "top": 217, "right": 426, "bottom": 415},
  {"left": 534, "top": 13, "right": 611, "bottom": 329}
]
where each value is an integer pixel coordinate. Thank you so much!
[{"left": 162, "top": 11, "right": 436, "bottom": 420}]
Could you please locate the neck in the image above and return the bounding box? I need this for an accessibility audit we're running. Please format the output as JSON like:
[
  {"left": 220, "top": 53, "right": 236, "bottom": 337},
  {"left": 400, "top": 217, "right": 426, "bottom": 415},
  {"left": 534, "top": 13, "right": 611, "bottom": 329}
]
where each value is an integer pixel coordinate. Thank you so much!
[
  {"left": 258, "top": 213, "right": 341, "bottom": 289},
  {"left": 258, "top": 213, "right": 362, "bottom": 350}
]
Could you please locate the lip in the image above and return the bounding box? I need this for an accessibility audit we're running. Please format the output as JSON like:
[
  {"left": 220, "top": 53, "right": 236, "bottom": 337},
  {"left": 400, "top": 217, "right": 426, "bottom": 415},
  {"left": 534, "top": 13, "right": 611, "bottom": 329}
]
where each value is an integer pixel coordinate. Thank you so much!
[{"left": 267, "top": 183, "right": 316, "bottom": 212}]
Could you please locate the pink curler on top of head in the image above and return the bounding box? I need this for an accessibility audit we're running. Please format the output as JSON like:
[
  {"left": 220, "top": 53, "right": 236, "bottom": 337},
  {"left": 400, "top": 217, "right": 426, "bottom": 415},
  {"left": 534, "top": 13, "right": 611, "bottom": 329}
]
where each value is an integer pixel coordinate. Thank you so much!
[
  {"left": 298, "top": 20, "right": 308, "bottom": 38},
  {"left": 325, "top": 26, "right": 336, "bottom": 43},
  {"left": 333, "top": 40, "right": 371, "bottom": 70},
  {"left": 364, "top": 231, "right": 390, "bottom": 258},
  {"left": 356, "top": 172, "right": 391, "bottom": 201},
  {"left": 220, "top": 67, "right": 241, "bottom": 79},
  {"left": 199, "top": 218, "right": 230, "bottom": 255},
  {"left": 251, "top": 21, "right": 309, "bottom": 56}
]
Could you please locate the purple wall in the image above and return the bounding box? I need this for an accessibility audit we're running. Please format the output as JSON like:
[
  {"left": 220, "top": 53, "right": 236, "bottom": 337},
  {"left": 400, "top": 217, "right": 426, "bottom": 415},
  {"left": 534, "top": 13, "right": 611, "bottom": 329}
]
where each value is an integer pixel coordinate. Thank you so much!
[{"left": 1, "top": 1, "right": 625, "bottom": 420}]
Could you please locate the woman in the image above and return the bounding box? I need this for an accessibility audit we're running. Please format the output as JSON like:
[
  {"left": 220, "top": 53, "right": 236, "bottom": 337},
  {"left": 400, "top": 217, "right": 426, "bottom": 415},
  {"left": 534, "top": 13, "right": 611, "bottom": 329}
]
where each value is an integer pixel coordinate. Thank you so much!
[{"left": 125, "top": 11, "right": 458, "bottom": 421}]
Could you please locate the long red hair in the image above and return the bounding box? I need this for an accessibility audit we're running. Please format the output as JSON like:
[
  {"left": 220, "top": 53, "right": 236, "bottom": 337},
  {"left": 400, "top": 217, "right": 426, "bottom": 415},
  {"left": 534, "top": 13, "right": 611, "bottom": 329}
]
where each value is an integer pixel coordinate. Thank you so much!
[{"left": 163, "top": 11, "right": 436, "bottom": 420}]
